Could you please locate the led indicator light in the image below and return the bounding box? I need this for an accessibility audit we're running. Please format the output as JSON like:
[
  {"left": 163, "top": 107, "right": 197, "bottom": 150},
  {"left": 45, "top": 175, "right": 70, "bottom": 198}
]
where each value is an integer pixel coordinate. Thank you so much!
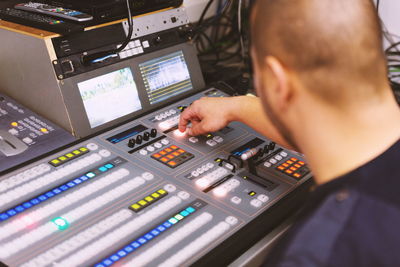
[{"left": 52, "top": 217, "right": 69, "bottom": 230}]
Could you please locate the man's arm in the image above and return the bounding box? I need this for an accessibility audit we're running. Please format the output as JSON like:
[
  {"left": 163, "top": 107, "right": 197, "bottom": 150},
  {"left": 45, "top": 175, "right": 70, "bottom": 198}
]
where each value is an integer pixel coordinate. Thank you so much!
[{"left": 178, "top": 96, "right": 292, "bottom": 148}]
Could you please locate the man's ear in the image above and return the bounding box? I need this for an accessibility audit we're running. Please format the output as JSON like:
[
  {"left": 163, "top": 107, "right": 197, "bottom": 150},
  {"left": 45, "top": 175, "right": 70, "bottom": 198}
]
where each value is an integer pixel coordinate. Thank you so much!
[{"left": 265, "top": 56, "right": 292, "bottom": 111}]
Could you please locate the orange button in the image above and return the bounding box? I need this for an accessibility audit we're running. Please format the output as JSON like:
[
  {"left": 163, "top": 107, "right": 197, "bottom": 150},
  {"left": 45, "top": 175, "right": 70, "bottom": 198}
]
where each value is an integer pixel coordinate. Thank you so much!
[
  {"left": 168, "top": 161, "right": 177, "bottom": 166},
  {"left": 290, "top": 157, "right": 298, "bottom": 162},
  {"left": 282, "top": 163, "right": 289, "bottom": 168},
  {"left": 290, "top": 167, "right": 297, "bottom": 171},
  {"left": 165, "top": 148, "right": 172, "bottom": 153},
  {"left": 160, "top": 151, "right": 167, "bottom": 155},
  {"left": 294, "top": 173, "right": 301, "bottom": 178},
  {"left": 287, "top": 160, "right": 293, "bottom": 164},
  {"left": 278, "top": 166, "right": 285, "bottom": 171},
  {"left": 285, "top": 170, "right": 293, "bottom": 174},
  {"left": 298, "top": 161, "right": 305, "bottom": 165},
  {"left": 178, "top": 149, "right": 185, "bottom": 153},
  {"left": 294, "top": 164, "right": 301, "bottom": 168},
  {"left": 167, "top": 154, "right": 174, "bottom": 159},
  {"left": 153, "top": 153, "right": 161, "bottom": 158},
  {"left": 161, "top": 157, "right": 169, "bottom": 162},
  {"left": 172, "top": 152, "right": 180, "bottom": 156},
  {"left": 170, "top": 145, "right": 178, "bottom": 150}
]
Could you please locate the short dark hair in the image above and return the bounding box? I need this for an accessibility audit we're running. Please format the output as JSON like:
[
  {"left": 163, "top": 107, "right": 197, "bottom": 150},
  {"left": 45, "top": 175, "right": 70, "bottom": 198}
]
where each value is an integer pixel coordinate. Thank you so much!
[{"left": 251, "top": 0, "right": 388, "bottom": 104}]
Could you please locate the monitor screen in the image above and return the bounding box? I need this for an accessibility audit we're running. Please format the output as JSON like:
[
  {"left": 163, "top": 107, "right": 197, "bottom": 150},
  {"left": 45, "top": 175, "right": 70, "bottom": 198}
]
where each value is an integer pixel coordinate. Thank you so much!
[
  {"left": 139, "top": 51, "right": 193, "bottom": 105},
  {"left": 78, "top": 67, "right": 142, "bottom": 128}
]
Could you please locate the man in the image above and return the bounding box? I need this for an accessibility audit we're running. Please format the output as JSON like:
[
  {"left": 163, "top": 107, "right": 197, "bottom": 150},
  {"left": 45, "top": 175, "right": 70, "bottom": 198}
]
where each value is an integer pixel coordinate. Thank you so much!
[{"left": 179, "top": 0, "right": 400, "bottom": 265}]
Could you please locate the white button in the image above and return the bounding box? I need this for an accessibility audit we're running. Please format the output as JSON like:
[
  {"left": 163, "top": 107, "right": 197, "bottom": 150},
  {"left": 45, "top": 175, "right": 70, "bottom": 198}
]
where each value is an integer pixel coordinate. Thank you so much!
[
  {"left": 160, "top": 113, "right": 167, "bottom": 119},
  {"left": 280, "top": 151, "right": 288, "bottom": 157},
  {"left": 155, "top": 115, "right": 162, "bottom": 121},
  {"left": 8, "top": 128, "right": 18, "bottom": 135},
  {"left": 161, "top": 139, "right": 169, "bottom": 145},
  {"left": 142, "top": 40, "right": 150, "bottom": 48},
  {"left": 250, "top": 199, "right": 262, "bottom": 208},
  {"left": 165, "top": 110, "right": 171, "bottom": 117},
  {"left": 264, "top": 162, "right": 272, "bottom": 168},
  {"left": 142, "top": 172, "right": 154, "bottom": 181},
  {"left": 134, "top": 40, "right": 141, "bottom": 46},
  {"left": 22, "top": 137, "right": 33, "bottom": 144},
  {"left": 169, "top": 109, "right": 177, "bottom": 114},
  {"left": 231, "top": 196, "right": 241, "bottom": 205},
  {"left": 138, "top": 47, "right": 144, "bottom": 53},
  {"left": 178, "top": 191, "right": 190, "bottom": 200},
  {"left": 128, "top": 41, "right": 135, "bottom": 48},
  {"left": 154, "top": 142, "right": 162, "bottom": 149},
  {"left": 86, "top": 143, "right": 98, "bottom": 151},
  {"left": 189, "top": 137, "right": 199, "bottom": 143},
  {"left": 139, "top": 149, "right": 148, "bottom": 155},
  {"left": 257, "top": 194, "right": 269, "bottom": 203},
  {"left": 99, "top": 149, "right": 111, "bottom": 157},
  {"left": 119, "top": 51, "right": 128, "bottom": 59},
  {"left": 206, "top": 140, "right": 217, "bottom": 147},
  {"left": 225, "top": 163, "right": 234, "bottom": 171},
  {"left": 275, "top": 155, "right": 283, "bottom": 161},
  {"left": 146, "top": 146, "right": 155, "bottom": 152},
  {"left": 213, "top": 136, "right": 224, "bottom": 143},
  {"left": 126, "top": 49, "right": 133, "bottom": 57},
  {"left": 206, "top": 163, "right": 214, "bottom": 169},
  {"left": 225, "top": 216, "right": 238, "bottom": 225},
  {"left": 164, "top": 184, "right": 176, "bottom": 192},
  {"left": 191, "top": 171, "right": 199, "bottom": 177},
  {"left": 269, "top": 159, "right": 277, "bottom": 164}
]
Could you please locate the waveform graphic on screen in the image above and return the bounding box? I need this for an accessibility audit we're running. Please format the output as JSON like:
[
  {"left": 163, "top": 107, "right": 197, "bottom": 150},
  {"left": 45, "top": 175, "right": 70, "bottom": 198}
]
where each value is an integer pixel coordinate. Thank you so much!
[
  {"left": 78, "top": 67, "right": 142, "bottom": 128},
  {"left": 139, "top": 51, "right": 193, "bottom": 104}
]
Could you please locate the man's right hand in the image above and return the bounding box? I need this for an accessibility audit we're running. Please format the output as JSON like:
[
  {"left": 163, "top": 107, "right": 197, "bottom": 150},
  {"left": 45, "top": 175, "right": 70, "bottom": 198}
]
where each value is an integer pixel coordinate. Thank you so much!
[{"left": 178, "top": 97, "right": 235, "bottom": 136}]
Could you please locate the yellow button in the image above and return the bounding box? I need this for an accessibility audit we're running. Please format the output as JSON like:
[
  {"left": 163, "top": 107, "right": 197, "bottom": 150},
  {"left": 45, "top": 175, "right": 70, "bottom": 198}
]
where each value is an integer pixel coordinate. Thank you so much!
[
  {"left": 66, "top": 153, "right": 74, "bottom": 158},
  {"left": 151, "top": 193, "right": 160, "bottom": 198},
  {"left": 73, "top": 150, "right": 81, "bottom": 155},
  {"left": 40, "top": 128, "right": 48, "bottom": 133},
  {"left": 138, "top": 200, "right": 147, "bottom": 206},
  {"left": 145, "top": 196, "right": 154, "bottom": 202},
  {"left": 79, "top": 147, "right": 88, "bottom": 152},
  {"left": 51, "top": 159, "right": 60, "bottom": 164},
  {"left": 58, "top": 156, "right": 67, "bottom": 161},
  {"left": 11, "top": 122, "right": 18, "bottom": 127},
  {"left": 157, "top": 189, "right": 167, "bottom": 195},
  {"left": 131, "top": 204, "right": 141, "bottom": 210}
]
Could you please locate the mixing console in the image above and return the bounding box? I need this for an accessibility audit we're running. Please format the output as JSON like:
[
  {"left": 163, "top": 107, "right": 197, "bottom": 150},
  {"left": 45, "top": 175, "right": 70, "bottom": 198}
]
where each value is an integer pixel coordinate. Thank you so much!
[
  {"left": 0, "top": 93, "right": 75, "bottom": 173},
  {"left": 0, "top": 88, "right": 312, "bottom": 267}
]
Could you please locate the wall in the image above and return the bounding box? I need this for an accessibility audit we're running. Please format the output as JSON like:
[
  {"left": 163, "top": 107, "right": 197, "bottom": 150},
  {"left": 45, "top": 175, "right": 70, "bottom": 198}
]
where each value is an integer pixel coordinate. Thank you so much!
[{"left": 376, "top": 0, "right": 400, "bottom": 46}]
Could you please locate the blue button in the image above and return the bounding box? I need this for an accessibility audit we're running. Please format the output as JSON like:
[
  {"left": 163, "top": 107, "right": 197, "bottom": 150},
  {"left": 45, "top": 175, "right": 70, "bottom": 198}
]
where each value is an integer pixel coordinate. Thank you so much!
[
  {"left": 138, "top": 237, "right": 147, "bottom": 244},
  {"left": 163, "top": 222, "right": 172, "bottom": 228},
  {"left": 105, "top": 164, "right": 114, "bottom": 169},
  {"left": 60, "top": 185, "right": 69, "bottom": 191},
  {"left": 38, "top": 195, "right": 47, "bottom": 201},
  {"left": 99, "top": 166, "right": 108, "bottom": 172},
  {"left": 52, "top": 188, "right": 62, "bottom": 194},
  {"left": 131, "top": 241, "right": 140, "bottom": 248},
  {"left": 30, "top": 198, "right": 40, "bottom": 205},
  {"left": 151, "top": 229, "right": 160, "bottom": 236},
  {"left": 144, "top": 233, "right": 153, "bottom": 240},
  {"left": 186, "top": 207, "right": 196, "bottom": 213},
  {"left": 95, "top": 264, "right": 105, "bottom": 267},
  {"left": 0, "top": 213, "right": 9, "bottom": 220},
  {"left": 124, "top": 245, "right": 134, "bottom": 253},
  {"left": 67, "top": 182, "right": 76, "bottom": 188},
  {"left": 45, "top": 192, "right": 54, "bottom": 198},
  {"left": 6, "top": 209, "right": 16, "bottom": 216},
  {"left": 117, "top": 250, "right": 127, "bottom": 257},
  {"left": 110, "top": 254, "right": 119, "bottom": 261},
  {"left": 157, "top": 225, "right": 166, "bottom": 232},
  {"left": 80, "top": 175, "right": 88, "bottom": 181},
  {"left": 103, "top": 259, "right": 113, "bottom": 266},
  {"left": 15, "top": 206, "right": 24, "bottom": 212},
  {"left": 22, "top": 202, "right": 32, "bottom": 208},
  {"left": 73, "top": 178, "right": 82, "bottom": 184},
  {"left": 180, "top": 210, "right": 190, "bottom": 217}
]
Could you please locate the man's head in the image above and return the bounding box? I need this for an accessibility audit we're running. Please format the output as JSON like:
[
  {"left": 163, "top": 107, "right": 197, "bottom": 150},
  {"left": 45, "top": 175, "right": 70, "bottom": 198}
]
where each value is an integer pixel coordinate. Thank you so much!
[{"left": 251, "top": 0, "right": 388, "bottom": 150}]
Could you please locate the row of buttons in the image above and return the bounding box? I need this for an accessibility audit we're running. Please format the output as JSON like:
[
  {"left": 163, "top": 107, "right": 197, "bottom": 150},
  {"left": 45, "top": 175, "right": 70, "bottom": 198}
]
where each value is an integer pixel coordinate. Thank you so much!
[
  {"left": 263, "top": 151, "right": 288, "bottom": 168},
  {"left": 188, "top": 135, "right": 224, "bottom": 147},
  {"left": 151, "top": 145, "right": 194, "bottom": 168},
  {"left": 191, "top": 162, "right": 215, "bottom": 178},
  {"left": 231, "top": 193, "right": 269, "bottom": 208},
  {"left": 276, "top": 157, "right": 309, "bottom": 179},
  {"left": 118, "top": 39, "right": 149, "bottom": 59},
  {"left": 213, "top": 178, "right": 240, "bottom": 197},
  {"left": 49, "top": 146, "right": 89, "bottom": 167},
  {"left": 130, "top": 189, "right": 168, "bottom": 212},
  {"left": 195, "top": 167, "right": 228, "bottom": 189},
  {"left": 158, "top": 115, "right": 180, "bottom": 130},
  {"left": 139, "top": 138, "right": 170, "bottom": 155},
  {"left": 154, "top": 108, "right": 177, "bottom": 121}
]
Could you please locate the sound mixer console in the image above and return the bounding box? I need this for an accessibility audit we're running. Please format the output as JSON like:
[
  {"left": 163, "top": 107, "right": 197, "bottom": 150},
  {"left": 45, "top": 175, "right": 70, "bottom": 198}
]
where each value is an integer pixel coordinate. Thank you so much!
[{"left": 0, "top": 88, "right": 313, "bottom": 266}]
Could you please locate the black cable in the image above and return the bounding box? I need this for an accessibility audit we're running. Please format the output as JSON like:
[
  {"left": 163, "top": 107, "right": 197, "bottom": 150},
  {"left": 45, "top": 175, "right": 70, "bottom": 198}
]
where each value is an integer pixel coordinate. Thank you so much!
[
  {"left": 377, "top": 0, "right": 380, "bottom": 11},
  {"left": 81, "top": 0, "right": 134, "bottom": 65}
]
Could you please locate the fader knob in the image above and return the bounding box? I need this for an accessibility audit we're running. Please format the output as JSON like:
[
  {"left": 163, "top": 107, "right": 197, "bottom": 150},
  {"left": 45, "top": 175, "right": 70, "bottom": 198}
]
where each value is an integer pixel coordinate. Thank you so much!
[
  {"left": 263, "top": 145, "right": 269, "bottom": 155},
  {"left": 136, "top": 135, "right": 143, "bottom": 145},
  {"left": 143, "top": 132, "right": 150, "bottom": 141},
  {"left": 128, "top": 139, "right": 135, "bottom": 148},
  {"left": 150, "top": 128, "right": 157, "bottom": 138},
  {"left": 268, "top": 142, "right": 276, "bottom": 151}
]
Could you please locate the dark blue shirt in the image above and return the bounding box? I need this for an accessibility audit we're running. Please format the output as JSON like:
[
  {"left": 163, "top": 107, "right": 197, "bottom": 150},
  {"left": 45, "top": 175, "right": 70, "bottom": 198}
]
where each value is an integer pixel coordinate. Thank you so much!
[{"left": 264, "top": 139, "right": 400, "bottom": 267}]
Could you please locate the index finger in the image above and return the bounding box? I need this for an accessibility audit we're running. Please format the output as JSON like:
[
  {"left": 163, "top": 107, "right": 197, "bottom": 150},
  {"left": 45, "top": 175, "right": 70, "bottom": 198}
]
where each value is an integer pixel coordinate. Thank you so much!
[{"left": 178, "top": 107, "right": 196, "bottom": 132}]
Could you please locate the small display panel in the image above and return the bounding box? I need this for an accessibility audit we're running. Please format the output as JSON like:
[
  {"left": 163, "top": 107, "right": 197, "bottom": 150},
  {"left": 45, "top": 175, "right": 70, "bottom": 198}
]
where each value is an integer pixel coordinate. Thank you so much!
[
  {"left": 139, "top": 51, "right": 193, "bottom": 105},
  {"left": 78, "top": 68, "right": 142, "bottom": 128}
]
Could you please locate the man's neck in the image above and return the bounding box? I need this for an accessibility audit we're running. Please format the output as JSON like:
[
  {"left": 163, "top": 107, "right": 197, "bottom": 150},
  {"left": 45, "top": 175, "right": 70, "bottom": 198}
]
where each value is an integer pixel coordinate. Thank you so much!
[{"left": 295, "top": 91, "right": 400, "bottom": 185}]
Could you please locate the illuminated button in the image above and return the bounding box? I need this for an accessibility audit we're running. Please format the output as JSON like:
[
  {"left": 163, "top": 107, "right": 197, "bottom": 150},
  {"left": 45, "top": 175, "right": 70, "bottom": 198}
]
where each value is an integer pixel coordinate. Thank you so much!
[
  {"left": 178, "top": 149, "right": 185, "bottom": 153},
  {"left": 131, "top": 204, "right": 141, "bottom": 210},
  {"left": 248, "top": 191, "right": 256, "bottom": 196},
  {"left": 79, "top": 147, "right": 88, "bottom": 152},
  {"left": 86, "top": 143, "right": 98, "bottom": 151},
  {"left": 146, "top": 146, "right": 155, "bottom": 152},
  {"left": 51, "top": 159, "right": 60, "bottom": 165},
  {"left": 287, "top": 160, "right": 293, "bottom": 164},
  {"left": 294, "top": 164, "right": 301, "bottom": 168},
  {"left": 277, "top": 166, "right": 285, "bottom": 171},
  {"left": 161, "top": 139, "right": 169, "bottom": 145},
  {"left": 72, "top": 150, "right": 81, "bottom": 155},
  {"left": 163, "top": 184, "right": 175, "bottom": 192},
  {"left": 275, "top": 155, "right": 283, "bottom": 161},
  {"left": 165, "top": 148, "right": 172, "bottom": 153},
  {"left": 293, "top": 173, "right": 301, "bottom": 178},
  {"left": 142, "top": 172, "right": 154, "bottom": 181},
  {"left": 161, "top": 157, "right": 169, "bottom": 162},
  {"left": 52, "top": 217, "right": 69, "bottom": 230},
  {"left": 138, "top": 200, "right": 147, "bottom": 206},
  {"left": 269, "top": 159, "right": 277, "bottom": 164},
  {"left": 145, "top": 196, "right": 154, "bottom": 202},
  {"left": 168, "top": 218, "right": 178, "bottom": 224},
  {"left": 142, "top": 40, "right": 150, "bottom": 48},
  {"left": 11, "top": 122, "right": 18, "bottom": 127},
  {"left": 298, "top": 161, "right": 305, "bottom": 165},
  {"left": 40, "top": 128, "right": 49, "bottom": 133},
  {"left": 8, "top": 128, "right": 18, "bottom": 135},
  {"left": 172, "top": 151, "right": 179, "bottom": 157},
  {"left": 167, "top": 155, "right": 174, "bottom": 159},
  {"left": 159, "top": 150, "right": 167, "bottom": 155},
  {"left": 231, "top": 196, "right": 242, "bottom": 205},
  {"left": 191, "top": 170, "right": 199, "bottom": 177},
  {"left": 264, "top": 162, "right": 272, "bottom": 168},
  {"left": 290, "top": 157, "right": 298, "bottom": 162},
  {"left": 153, "top": 153, "right": 161, "bottom": 159},
  {"left": 174, "top": 129, "right": 186, "bottom": 137},
  {"left": 66, "top": 153, "right": 74, "bottom": 158},
  {"left": 170, "top": 145, "right": 178, "bottom": 150},
  {"left": 257, "top": 194, "right": 269, "bottom": 203},
  {"left": 58, "top": 156, "right": 67, "bottom": 161},
  {"left": 285, "top": 170, "right": 293, "bottom": 174},
  {"left": 280, "top": 151, "right": 288, "bottom": 157},
  {"left": 151, "top": 192, "right": 160, "bottom": 198},
  {"left": 168, "top": 161, "right": 177, "bottom": 167},
  {"left": 189, "top": 137, "right": 199, "bottom": 143},
  {"left": 175, "top": 214, "right": 184, "bottom": 220},
  {"left": 282, "top": 163, "right": 289, "bottom": 168},
  {"left": 290, "top": 167, "right": 297, "bottom": 171},
  {"left": 169, "top": 109, "right": 176, "bottom": 115},
  {"left": 139, "top": 149, "right": 148, "bottom": 156},
  {"left": 250, "top": 199, "right": 262, "bottom": 208}
]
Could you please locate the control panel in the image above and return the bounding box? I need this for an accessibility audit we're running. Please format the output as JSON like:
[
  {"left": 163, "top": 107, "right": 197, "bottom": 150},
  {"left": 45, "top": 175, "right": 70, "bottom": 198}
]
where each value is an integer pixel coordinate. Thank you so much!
[
  {"left": 0, "top": 93, "right": 75, "bottom": 173},
  {"left": 0, "top": 89, "right": 312, "bottom": 266}
]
